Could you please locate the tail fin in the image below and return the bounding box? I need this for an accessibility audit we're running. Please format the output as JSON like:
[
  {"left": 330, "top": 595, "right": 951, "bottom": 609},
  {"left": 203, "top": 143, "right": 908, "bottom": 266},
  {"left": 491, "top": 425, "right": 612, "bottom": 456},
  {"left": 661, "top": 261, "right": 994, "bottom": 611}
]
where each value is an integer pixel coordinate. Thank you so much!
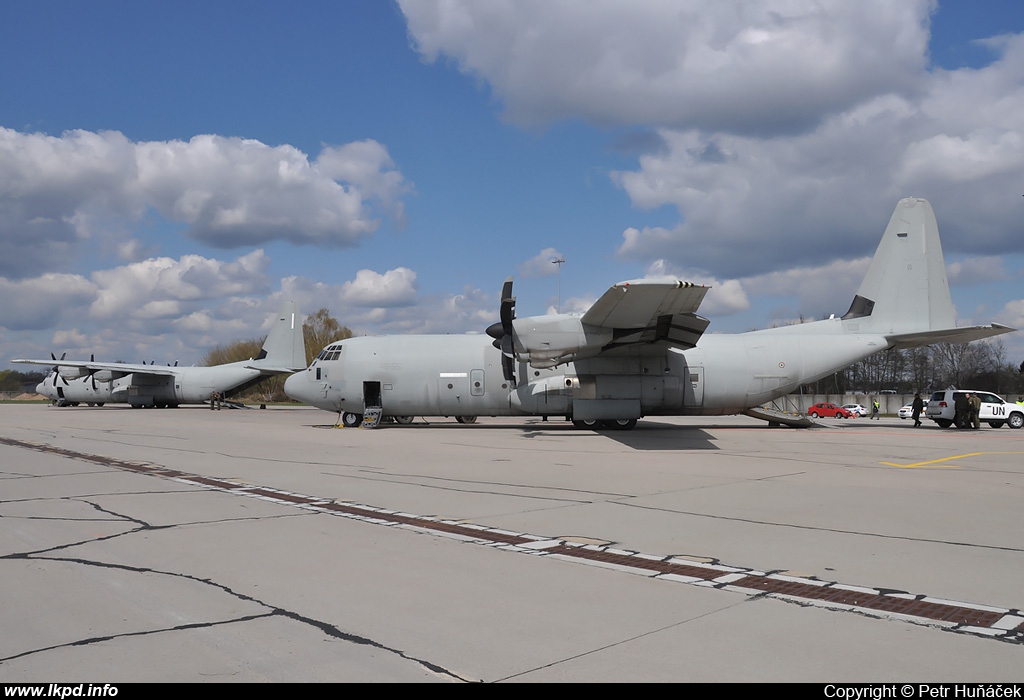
[
  {"left": 842, "top": 198, "right": 1014, "bottom": 346},
  {"left": 253, "top": 301, "right": 307, "bottom": 371}
]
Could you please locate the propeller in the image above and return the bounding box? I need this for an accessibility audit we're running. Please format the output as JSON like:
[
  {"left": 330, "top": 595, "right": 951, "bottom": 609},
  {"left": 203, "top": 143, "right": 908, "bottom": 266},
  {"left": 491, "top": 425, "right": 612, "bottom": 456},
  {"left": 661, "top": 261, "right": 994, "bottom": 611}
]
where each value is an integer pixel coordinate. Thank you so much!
[
  {"left": 485, "top": 277, "right": 517, "bottom": 383},
  {"left": 49, "top": 353, "right": 68, "bottom": 387}
]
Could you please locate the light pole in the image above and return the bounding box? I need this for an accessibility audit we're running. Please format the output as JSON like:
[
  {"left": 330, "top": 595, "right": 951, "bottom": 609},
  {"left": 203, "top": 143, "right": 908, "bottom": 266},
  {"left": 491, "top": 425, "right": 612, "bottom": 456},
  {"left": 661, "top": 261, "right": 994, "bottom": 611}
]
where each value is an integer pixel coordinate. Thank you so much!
[{"left": 551, "top": 257, "right": 565, "bottom": 313}]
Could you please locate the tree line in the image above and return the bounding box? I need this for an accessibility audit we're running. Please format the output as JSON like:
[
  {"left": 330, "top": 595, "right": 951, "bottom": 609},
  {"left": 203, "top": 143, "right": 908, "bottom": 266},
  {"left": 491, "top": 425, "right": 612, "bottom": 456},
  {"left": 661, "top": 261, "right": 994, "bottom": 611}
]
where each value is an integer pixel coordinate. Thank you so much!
[
  {"left": 200, "top": 308, "right": 353, "bottom": 403},
  {"left": 801, "top": 340, "right": 1024, "bottom": 398}
]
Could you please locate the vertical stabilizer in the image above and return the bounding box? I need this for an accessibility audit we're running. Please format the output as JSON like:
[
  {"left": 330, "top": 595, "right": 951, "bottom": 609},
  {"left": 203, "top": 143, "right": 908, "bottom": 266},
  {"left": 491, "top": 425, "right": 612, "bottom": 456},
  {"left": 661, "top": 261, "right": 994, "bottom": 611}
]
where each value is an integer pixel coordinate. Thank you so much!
[
  {"left": 256, "top": 301, "right": 307, "bottom": 371},
  {"left": 843, "top": 198, "right": 956, "bottom": 335}
]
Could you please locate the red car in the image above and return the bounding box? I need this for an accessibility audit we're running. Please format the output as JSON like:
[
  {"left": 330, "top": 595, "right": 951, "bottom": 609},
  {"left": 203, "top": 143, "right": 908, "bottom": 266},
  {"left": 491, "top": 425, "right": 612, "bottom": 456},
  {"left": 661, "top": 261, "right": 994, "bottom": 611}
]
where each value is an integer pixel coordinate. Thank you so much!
[{"left": 808, "top": 402, "right": 855, "bottom": 419}]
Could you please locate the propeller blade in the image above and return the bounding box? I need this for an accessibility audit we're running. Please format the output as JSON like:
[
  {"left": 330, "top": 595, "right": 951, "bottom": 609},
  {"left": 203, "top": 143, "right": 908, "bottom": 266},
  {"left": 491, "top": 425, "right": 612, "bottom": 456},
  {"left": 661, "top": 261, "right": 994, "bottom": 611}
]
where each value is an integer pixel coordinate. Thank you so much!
[
  {"left": 50, "top": 352, "right": 67, "bottom": 386},
  {"left": 502, "top": 353, "right": 516, "bottom": 384},
  {"left": 499, "top": 277, "right": 515, "bottom": 334}
]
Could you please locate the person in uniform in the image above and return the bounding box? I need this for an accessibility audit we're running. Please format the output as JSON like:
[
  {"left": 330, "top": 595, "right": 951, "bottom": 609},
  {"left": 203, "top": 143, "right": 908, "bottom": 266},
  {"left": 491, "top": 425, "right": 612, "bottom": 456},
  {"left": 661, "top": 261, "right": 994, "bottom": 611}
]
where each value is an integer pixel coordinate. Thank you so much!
[
  {"left": 911, "top": 393, "right": 924, "bottom": 427},
  {"left": 968, "top": 392, "right": 982, "bottom": 430}
]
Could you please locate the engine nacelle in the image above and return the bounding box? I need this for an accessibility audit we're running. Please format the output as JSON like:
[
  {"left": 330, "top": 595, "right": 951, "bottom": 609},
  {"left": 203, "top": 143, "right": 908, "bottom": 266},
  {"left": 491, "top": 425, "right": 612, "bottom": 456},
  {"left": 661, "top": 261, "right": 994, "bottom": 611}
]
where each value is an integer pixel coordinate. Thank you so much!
[
  {"left": 58, "top": 366, "right": 90, "bottom": 380},
  {"left": 92, "top": 370, "right": 128, "bottom": 383},
  {"left": 512, "top": 314, "right": 612, "bottom": 368}
]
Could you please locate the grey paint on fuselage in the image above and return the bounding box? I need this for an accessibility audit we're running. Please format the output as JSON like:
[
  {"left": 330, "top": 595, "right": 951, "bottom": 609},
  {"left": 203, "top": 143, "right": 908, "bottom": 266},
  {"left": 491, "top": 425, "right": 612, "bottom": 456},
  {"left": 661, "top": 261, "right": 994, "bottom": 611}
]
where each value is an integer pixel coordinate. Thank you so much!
[
  {"left": 284, "top": 323, "right": 889, "bottom": 419},
  {"left": 284, "top": 199, "right": 1016, "bottom": 427},
  {"left": 19, "top": 302, "right": 307, "bottom": 408}
]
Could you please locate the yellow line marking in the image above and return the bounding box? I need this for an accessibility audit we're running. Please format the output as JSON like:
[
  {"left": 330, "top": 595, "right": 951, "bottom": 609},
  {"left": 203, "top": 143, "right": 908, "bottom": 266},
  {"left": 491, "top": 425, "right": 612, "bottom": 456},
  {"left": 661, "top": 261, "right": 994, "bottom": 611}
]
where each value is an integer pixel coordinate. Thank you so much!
[{"left": 882, "top": 451, "right": 1024, "bottom": 469}]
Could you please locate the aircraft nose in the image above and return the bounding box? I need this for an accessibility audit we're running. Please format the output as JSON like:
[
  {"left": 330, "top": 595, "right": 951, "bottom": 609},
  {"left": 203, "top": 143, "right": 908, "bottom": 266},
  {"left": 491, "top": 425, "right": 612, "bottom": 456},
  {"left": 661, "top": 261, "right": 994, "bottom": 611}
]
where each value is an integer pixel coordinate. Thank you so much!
[{"left": 284, "top": 371, "right": 312, "bottom": 404}]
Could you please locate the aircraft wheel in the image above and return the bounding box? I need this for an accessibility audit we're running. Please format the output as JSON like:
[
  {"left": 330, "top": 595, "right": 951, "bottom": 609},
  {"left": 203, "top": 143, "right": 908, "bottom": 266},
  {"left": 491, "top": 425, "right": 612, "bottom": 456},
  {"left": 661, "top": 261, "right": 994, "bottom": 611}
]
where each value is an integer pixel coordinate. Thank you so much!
[
  {"left": 96, "top": 403, "right": 104, "bottom": 407},
  {"left": 87, "top": 402, "right": 95, "bottom": 407},
  {"left": 810, "top": 412, "right": 819, "bottom": 418},
  {"left": 607, "top": 418, "right": 637, "bottom": 430},
  {"left": 456, "top": 416, "right": 477, "bottom": 424},
  {"left": 571, "top": 419, "right": 599, "bottom": 430},
  {"left": 341, "top": 412, "right": 363, "bottom": 428},
  {"left": 1009, "top": 413, "right": 1024, "bottom": 430},
  {"left": 394, "top": 415, "right": 414, "bottom": 425},
  {"left": 130, "top": 404, "right": 142, "bottom": 409}
]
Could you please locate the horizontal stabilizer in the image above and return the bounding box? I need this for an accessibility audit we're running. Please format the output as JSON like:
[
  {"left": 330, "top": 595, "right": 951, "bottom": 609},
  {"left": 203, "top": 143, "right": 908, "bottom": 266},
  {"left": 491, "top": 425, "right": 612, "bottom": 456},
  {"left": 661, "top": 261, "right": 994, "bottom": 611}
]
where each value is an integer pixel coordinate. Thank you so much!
[
  {"left": 885, "top": 323, "right": 1016, "bottom": 349},
  {"left": 243, "top": 363, "right": 305, "bottom": 375}
]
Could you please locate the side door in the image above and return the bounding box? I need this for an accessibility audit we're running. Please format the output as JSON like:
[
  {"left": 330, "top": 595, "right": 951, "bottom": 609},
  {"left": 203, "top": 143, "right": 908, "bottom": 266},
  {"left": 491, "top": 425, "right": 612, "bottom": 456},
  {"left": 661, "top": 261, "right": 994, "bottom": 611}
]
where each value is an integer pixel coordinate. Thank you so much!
[{"left": 977, "top": 392, "right": 1006, "bottom": 421}]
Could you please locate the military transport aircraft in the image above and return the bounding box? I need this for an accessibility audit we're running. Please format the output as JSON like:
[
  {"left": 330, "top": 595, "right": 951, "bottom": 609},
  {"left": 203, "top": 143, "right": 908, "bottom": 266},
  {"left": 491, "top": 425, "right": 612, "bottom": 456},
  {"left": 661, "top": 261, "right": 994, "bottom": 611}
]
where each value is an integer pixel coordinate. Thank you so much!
[
  {"left": 15, "top": 301, "right": 306, "bottom": 408},
  {"left": 284, "top": 198, "right": 1015, "bottom": 429}
]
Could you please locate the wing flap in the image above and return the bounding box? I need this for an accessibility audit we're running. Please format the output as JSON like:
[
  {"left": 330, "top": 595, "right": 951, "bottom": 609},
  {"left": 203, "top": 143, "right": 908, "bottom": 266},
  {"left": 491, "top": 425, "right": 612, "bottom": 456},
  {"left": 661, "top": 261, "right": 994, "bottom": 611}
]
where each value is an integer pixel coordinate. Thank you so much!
[
  {"left": 582, "top": 280, "right": 709, "bottom": 328},
  {"left": 580, "top": 279, "right": 711, "bottom": 352}
]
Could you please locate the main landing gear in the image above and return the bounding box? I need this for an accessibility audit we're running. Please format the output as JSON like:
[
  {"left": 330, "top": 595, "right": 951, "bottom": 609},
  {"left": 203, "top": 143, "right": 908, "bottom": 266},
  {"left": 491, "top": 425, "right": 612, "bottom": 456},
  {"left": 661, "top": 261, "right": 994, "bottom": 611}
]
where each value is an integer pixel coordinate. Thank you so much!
[{"left": 571, "top": 418, "right": 637, "bottom": 431}]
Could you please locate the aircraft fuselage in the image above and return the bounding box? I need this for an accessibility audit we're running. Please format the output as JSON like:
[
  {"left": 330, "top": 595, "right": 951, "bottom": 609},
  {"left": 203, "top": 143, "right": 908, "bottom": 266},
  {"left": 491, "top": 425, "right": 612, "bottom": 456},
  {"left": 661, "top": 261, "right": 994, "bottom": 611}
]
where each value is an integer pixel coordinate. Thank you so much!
[
  {"left": 38, "top": 363, "right": 271, "bottom": 408},
  {"left": 283, "top": 320, "right": 890, "bottom": 421}
]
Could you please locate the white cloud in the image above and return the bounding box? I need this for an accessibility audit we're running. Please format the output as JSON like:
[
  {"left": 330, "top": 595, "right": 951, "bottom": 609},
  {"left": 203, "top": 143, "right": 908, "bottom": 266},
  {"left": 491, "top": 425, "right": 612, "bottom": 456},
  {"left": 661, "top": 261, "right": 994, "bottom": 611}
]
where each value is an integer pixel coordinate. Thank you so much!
[
  {"left": 610, "top": 31, "right": 1024, "bottom": 279},
  {"left": 997, "top": 299, "right": 1024, "bottom": 334},
  {"left": 517, "top": 247, "right": 565, "bottom": 277},
  {"left": 400, "top": 0, "right": 930, "bottom": 132},
  {"left": 89, "top": 250, "right": 271, "bottom": 320},
  {"left": 402, "top": 2, "right": 1023, "bottom": 289},
  {"left": 0, "top": 128, "right": 411, "bottom": 278},
  {"left": 643, "top": 259, "right": 751, "bottom": 316},
  {"left": 946, "top": 256, "right": 1010, "bottom": 286},
  {"left": 0, "top": 274, "right": 96, "bottom": 331},
  {"left": 316, "top": 140, "right": 412, "bottom": 226},
  {"left": 339, "top": 267, "right": 418, "bottom": 308},
  {"left": 555, "top": 295, "right": 598, "bottom": 316}
]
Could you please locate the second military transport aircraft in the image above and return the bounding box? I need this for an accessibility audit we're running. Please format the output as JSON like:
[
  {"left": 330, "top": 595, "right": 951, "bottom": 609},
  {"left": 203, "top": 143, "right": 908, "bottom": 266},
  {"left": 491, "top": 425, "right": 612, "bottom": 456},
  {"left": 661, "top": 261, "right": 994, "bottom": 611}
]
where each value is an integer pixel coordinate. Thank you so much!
[
  {"left": 15, "top": 302, "right": 306, "bottom": 408},
  {"left": 284, "top": 199, "right": 1015, "bottom": 429}
]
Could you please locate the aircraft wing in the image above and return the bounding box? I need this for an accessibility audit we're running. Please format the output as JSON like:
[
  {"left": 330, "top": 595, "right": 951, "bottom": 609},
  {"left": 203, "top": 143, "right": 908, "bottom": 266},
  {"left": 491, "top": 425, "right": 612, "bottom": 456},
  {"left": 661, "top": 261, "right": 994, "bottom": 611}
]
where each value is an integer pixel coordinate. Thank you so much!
[
  {"left": 581, "top": 279, "right": 711, "bottom": 350},
  {"left": 12, "top": 359, "right": 179, "bottom": 377}
]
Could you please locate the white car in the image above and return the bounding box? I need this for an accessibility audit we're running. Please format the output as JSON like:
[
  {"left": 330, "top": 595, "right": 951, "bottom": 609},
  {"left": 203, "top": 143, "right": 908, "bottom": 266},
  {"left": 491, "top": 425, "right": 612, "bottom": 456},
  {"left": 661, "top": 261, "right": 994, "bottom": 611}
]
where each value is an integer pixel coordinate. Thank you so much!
[
  {"left": 898, "top": 404, "right": 915, "bottom": 419},
  {"left": 842, "top": 404, "right": 868, "bottom": 417},
  {"left": 925, "top": 390, "right": 1024, "bottom": 429}
]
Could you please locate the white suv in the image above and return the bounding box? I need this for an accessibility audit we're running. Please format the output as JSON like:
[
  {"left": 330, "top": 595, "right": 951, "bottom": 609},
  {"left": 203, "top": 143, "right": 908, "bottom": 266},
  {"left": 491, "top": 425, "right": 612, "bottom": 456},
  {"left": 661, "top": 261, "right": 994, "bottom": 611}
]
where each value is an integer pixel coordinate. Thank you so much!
[{"left": 925, "top": 390, "right": 1024, "bottom": 429}]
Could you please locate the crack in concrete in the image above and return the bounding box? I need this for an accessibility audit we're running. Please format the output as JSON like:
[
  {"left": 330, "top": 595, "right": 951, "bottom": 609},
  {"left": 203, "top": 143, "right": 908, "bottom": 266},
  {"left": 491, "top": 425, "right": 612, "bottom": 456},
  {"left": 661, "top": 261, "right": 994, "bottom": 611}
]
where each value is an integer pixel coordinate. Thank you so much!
[
  {"left": 611, "top": 499, "right": 1024, "bottom": 554},
  {"left": 0, "top": 445, "right": 472, "bottom": 681},
  {"left": 494, "top": 596, "right": 757, "bottom": 681},
  {"left": 2, "top": 549, "right": 473, "bottom": 681}
]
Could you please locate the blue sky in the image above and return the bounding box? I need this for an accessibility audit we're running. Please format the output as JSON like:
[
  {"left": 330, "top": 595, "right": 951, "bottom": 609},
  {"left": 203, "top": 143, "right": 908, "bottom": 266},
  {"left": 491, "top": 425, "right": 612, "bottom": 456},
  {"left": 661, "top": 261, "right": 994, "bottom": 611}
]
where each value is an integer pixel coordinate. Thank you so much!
[{"left": 2, "top": 0, "right": 1023, "bottom": 369}]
